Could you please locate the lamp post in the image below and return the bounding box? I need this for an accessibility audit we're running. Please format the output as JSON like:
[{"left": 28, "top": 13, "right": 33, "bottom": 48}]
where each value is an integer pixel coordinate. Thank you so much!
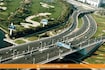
[
  {"left": 47, "top": 53, "right": 49, "bottom": 61},
  {"left": 40, "top": 41, "right": 43, "bottom": 52},
  {"left": 31, "top": 47, "right": 34, "bottom": 55},
  {"left": 0, "top": 56, "right": 2, "bottom": 63},
  {"left": 59, "top": 49, "right": 63, "bottom": 59},
  {"left": 33, "top": 58, "right": 35, "bottom": 64}
]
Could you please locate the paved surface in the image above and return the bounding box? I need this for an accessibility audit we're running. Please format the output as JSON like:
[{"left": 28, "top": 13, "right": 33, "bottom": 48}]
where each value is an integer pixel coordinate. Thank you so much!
[
  {"left": 0, "top": 10, "right": 81, "bottom": 62},
  {"left": 0, "top": 0, "right": 104, "bottom": 64},
  {"left": 2, "top": 9, "right": 99, "bottom": 64},
  {"left": 4, "top": 38, "right": 103, "bottom": 64}
]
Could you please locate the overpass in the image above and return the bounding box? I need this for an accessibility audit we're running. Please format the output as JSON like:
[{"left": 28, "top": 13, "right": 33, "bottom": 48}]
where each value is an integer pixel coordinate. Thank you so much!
[
  {"left": 0, "top": 4, "right": 103, "bottom": 64},
  {"left": 0, "top": 10, "right": 94, "bottom": 63},
  {"left": 3, "top": 37, "right": 104, "bottom": 64}
]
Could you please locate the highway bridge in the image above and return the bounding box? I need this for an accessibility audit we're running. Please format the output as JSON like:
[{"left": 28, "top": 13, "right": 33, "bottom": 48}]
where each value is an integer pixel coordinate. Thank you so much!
[{"left": 0, "top": 2, "right": 104, "bottom": 64}]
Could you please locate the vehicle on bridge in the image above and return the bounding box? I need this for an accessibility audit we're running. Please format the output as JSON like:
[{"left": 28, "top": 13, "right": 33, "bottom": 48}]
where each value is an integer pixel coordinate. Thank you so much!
[{"left": 56, "top": 42, "right": 71, "bottom": 49}]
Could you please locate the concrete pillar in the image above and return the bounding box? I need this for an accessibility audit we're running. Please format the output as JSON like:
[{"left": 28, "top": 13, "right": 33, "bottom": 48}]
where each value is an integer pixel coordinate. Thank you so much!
[{"left": 79, "top": 49, "right": 88, "bottom": 55}]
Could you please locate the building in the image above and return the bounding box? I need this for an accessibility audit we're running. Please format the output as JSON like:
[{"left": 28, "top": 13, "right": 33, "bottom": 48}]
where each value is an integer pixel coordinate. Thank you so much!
[{"left": 78, "top": 0, "right": 105, "bottom": 7}]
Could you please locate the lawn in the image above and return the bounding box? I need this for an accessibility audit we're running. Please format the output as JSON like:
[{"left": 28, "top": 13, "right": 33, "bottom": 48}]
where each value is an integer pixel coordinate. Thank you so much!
[
  {"left": 0, "top": 0, "right": 21, "bottom": 19},
  {"left": 31, "top": 0, "right": 63, "bottom": 19},
  {"left": 0, "top": 0, "right": 22, "bottom": 32},
  {"left": 84, "top": 45, "right": 105, "bottom": 64},
  {"left": 25, "top": 36, "right": 38, "bottom": 41},
  {"left": 92, "top": 14, "right": 105, "bottom": 38},
  {"left": 15, "top": 39, "right": 26, "bottom": 44},
  {"left": 0, "top": 0, "right": 67, "bottom": 34},
  {"left": 78, "top": 17, "right": 83, "bottom": 28}
]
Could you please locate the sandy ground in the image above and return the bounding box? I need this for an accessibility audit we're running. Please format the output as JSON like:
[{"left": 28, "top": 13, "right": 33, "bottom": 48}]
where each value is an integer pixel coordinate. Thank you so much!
[
  {"left": 21, "top": 13, "right": 51, "bottom": 28},
  {"left": 40, "top": 2, "right": 55, "bottom": 8}
]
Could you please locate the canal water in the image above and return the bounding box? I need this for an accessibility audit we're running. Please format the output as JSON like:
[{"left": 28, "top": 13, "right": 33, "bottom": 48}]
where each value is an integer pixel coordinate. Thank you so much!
[{"left": 0, "top": 30, "right": 12, "bottom": 48}]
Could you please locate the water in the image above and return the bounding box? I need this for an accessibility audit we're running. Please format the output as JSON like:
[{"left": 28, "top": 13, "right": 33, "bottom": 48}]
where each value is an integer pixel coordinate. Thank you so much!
[
  {"left": 0, "top": 30, "right": 12, "bottom": 48},
  {"left": 0, "top": 30, "right": 5, "bottom": 48}
]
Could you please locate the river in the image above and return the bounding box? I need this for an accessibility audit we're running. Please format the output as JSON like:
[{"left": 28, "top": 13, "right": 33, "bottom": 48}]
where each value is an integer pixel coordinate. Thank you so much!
[{"left": 0, "top": 30, "right": 12, "bottom": 48}]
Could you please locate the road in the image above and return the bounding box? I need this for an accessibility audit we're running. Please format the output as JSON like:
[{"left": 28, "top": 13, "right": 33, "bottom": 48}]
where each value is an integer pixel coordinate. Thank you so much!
[
  {"left": 4, "top": 37, "right": 104, "bottom": 64},
  {"left": 0, "top": 10, "right": 82, "bottom": 62},
  {"left": 0, "top": 0, "right": 103, "bottom": 64},
  {"left": 2, "top": 10, "right": 98, "bottom": 64}
]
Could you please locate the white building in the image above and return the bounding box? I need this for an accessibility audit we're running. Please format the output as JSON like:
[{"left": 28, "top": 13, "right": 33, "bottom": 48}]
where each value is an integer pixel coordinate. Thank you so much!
[{"left": 78, "top": 0, "right": 105, "bottom": 7}]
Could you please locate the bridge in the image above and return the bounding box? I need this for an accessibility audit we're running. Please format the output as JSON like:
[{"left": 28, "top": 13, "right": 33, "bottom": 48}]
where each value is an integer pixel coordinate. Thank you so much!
[{"left": 0, "top": 1, "right": 104, "bottom": 64}]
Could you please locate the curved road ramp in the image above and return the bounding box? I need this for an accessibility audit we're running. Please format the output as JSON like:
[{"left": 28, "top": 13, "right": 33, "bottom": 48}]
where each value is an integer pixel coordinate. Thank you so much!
[{"left": 0, "top": 8, "right": 104, "bottom": 64}]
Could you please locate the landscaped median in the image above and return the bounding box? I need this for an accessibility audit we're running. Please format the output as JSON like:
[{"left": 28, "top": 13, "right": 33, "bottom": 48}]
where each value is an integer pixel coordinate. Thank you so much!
[{"left": 14, "top": 39, "right": 26, "bottom": 44}]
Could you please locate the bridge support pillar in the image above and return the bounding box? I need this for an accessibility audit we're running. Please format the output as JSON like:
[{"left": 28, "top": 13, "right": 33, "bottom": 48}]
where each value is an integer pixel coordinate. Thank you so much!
[
  {"left": 78, "top": 48, "right": 88, "bottom": 55},
  {"left": 59, "top": 56, "right": 64, "bottom": 60}
]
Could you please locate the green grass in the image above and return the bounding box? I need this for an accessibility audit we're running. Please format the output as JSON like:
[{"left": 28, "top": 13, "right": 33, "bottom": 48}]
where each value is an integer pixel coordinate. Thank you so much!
[
  {"left": 15, "top": 40, "right": 26, "bottom": 44},
  {"left": 78, "top": 18, "right": 83, "bottom": 28},
  {"left": 0, "top": 0, "right": 21, "bottom": 19},
  {"left": 15, "top": 25, "right": 25, "bottom": 32},
  {"left": 25, "top": 36, "right": 38, "bottom": 41},
  {"left": 84, "top": 44, "right": 105, "bottom": 63},
  {"left": 85, "top": 57, "right": 105, "bottom": 64},
  {"left": 0, "top": 0, "right": 22, "bottom": 32},
  {"left": 84, "top": 46, "right": 105, "bottom": 64},
  {"left": 31, "top": 0, "right": 63, "bottom": 19},
  {"left": 92, "top": 14, "right": 105, "bottom": 38},
  {"left": 0, "top": 0, "right": 67, "bottom": 33}
]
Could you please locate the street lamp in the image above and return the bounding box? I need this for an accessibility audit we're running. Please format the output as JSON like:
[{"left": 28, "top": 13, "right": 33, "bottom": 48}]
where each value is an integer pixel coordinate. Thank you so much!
[
  {"left": 40, "top": 41, "right": 42, "bottom": 48},
  {"left": 0, "top": 56, "right": 2, "bottom": 63},
  {"left": 31, "top": 47, "right": 34, "bottom": 55},
  {"left": 33, "top": 58, "right": 35, "bottom": 64},
  {"left": 47, "top": 53, "right": 49, "bottom": 61},
  {"left": 28, "top": 45, "right": 30, "bottom": 53},
  {"left": 59, "top": 49, "right": 62, "bottom": 59},
  {"left": 39, "top": 41, "right": 43, "bottom": 52}
]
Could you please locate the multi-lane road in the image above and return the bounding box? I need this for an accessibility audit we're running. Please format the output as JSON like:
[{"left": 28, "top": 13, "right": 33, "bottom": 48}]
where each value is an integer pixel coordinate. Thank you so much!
[
  {"left": 2, "top": 9, "right": 100, "bottom": 64},
  {"left": 0, "top": 1, "right": 104, "bottom": 64},
  {"left": 0, "top": 10, "right": 87, "bottom": 62}
]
